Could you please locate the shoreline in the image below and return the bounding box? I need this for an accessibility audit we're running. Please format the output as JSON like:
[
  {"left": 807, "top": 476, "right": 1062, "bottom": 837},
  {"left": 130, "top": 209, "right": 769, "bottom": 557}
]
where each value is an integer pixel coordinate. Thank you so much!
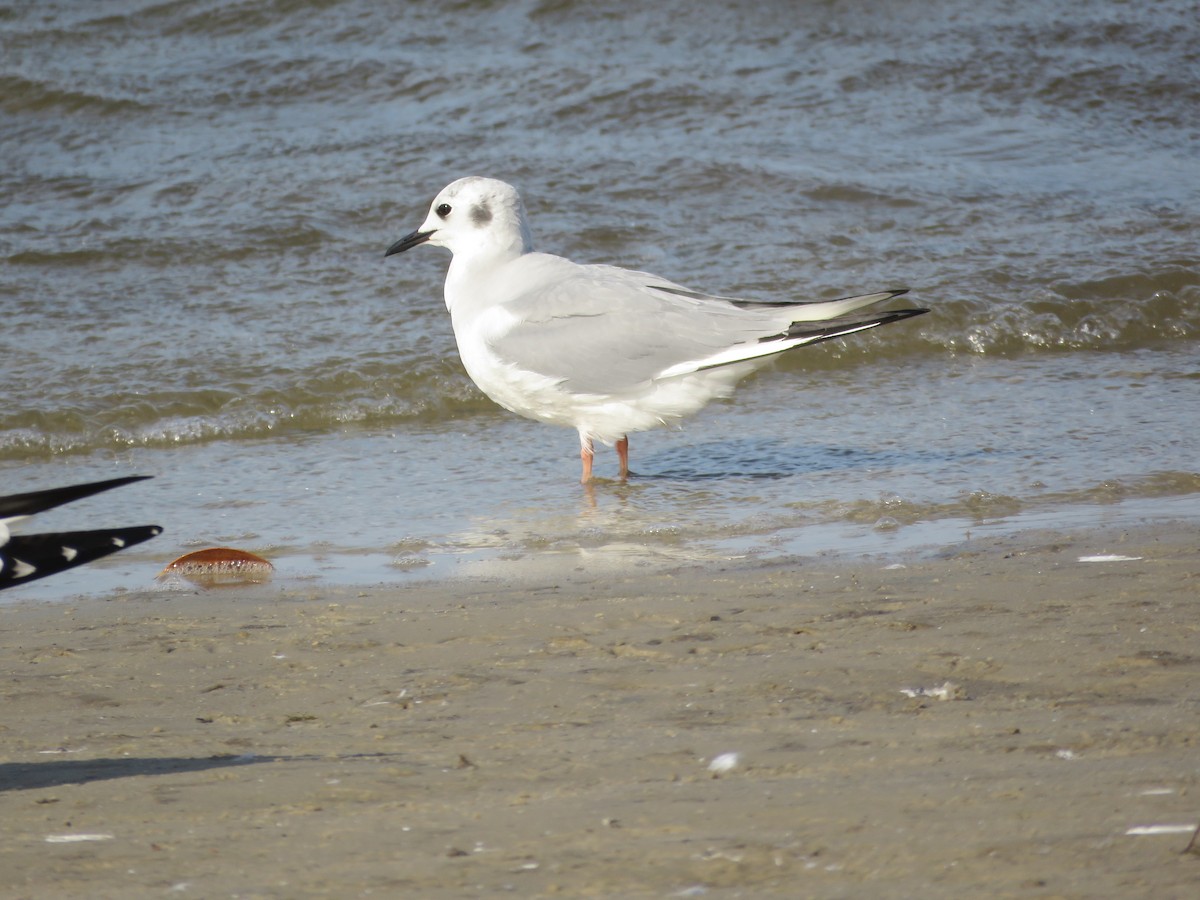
[
  {"left": 1, "top": 520, "right": 1198, "bottom": 897},
  {"left": 8, "top": 489, "right": 1200, "bottom": 609}
]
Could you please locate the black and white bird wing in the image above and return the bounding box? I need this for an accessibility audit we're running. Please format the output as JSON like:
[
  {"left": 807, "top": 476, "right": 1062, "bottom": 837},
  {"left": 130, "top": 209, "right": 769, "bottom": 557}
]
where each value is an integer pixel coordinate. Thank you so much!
[
  {"left": 0, "top": 525, "right": 163, "bottom": 589},
  {"left": 0, "top": 475, "right": 161, "bottom": 591}
]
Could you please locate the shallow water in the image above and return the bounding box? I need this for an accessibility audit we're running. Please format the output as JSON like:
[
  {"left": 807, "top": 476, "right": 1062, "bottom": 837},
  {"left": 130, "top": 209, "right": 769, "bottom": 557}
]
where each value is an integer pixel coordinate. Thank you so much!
[{"left": 3, "top": 0, "right": 1198, "bottom": 600}]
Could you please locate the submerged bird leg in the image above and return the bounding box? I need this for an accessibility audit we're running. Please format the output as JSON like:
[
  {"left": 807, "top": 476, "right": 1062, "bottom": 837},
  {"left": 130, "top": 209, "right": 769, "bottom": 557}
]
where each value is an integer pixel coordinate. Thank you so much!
[
  {"left": 580, "top": 437, "right": 595, "bottom": 484},
  {"left": 616, "top": 435, "right": 629, "bottom": 480}
]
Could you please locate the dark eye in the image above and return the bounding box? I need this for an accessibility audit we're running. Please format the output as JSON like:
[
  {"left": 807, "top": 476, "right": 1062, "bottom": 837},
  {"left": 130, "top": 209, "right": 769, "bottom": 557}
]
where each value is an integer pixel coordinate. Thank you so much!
[{"left": 436, "top": 203, "right": 452, "bottom": 218}]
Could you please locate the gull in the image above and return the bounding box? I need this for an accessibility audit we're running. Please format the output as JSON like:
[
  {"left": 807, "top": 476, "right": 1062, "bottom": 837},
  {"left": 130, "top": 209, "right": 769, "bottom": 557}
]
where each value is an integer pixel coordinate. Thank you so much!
[
  {"left": 0, "top": 476, "right": 162, "bottom": 590},
  {"left": 386, "top": 176, "right": 927, "bottom": 483}
]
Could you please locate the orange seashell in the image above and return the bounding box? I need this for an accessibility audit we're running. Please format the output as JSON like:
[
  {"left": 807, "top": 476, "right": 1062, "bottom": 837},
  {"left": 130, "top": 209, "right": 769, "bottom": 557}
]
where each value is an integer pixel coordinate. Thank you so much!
[{"left": 159, "top": 547, "right": 274, "bottom": 586}]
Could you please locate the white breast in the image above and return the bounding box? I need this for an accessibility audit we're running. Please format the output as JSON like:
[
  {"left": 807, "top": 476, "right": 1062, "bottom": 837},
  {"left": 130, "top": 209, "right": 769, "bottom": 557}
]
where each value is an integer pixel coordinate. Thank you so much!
[{"left": 451, "top": 305, "right": 573, "bottom": 425}]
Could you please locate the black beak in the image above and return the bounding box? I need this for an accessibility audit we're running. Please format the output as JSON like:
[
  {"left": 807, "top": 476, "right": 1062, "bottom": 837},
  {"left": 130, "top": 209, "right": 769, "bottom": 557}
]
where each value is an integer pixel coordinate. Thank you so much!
[{"left": 385, "top": 229, "right": 433, "bottom": 257}]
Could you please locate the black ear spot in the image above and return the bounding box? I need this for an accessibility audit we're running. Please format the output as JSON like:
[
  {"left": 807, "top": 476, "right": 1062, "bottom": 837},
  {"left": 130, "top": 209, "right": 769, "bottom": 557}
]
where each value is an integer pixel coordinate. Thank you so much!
[{"left": 470, "top": 202, "right": 492, "bottom": 226}]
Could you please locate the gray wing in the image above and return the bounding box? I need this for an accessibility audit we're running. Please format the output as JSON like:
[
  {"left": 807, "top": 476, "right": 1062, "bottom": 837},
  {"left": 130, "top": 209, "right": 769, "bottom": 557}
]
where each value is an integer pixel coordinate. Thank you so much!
[
  {"left": 489, "top": 265, "right": 781, "bottom": 395},
  {"left": 488, "top": 262, "right": 915, "bottom": 395}
]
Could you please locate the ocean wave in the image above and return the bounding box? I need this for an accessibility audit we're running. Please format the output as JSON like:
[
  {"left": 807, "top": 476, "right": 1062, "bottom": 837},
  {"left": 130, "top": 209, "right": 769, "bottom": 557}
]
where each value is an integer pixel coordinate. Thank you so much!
[
  {"left": 0, "top": 74, "right": 152, "bottom": 117},
  {"left": 946, "top": 267, "right": 1199, "bottom": 356},
  {"left": 3, "top": 258, "right": 1196, "bottom": 464},
  {"left": 786, "top": 263, "right": 1200, "bottom": 362},
  {"left": 0, "top": 373, "right": 495, "bottom": 461}
]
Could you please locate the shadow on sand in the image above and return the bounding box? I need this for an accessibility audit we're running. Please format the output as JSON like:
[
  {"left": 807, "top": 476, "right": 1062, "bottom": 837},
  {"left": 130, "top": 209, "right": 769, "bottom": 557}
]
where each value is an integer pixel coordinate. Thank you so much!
[{"left": 0, "top": 752, "right": 402, "bottom": 792}]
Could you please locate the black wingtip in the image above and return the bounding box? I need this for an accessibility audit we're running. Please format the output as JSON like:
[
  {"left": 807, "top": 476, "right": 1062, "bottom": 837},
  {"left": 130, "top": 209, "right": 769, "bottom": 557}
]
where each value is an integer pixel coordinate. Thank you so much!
[
  {"left": 783, "top": 306, "right": 929, "bottom": 344},
  {"left": 0, "top": 475, "right": 154, "bottom": 520}
]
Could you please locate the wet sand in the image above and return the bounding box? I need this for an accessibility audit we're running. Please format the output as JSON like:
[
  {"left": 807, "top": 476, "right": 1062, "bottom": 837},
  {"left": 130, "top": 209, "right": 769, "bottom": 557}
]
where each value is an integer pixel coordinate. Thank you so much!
[{"left": 1, "top": 524, "right": 1198, "bottom": 898}]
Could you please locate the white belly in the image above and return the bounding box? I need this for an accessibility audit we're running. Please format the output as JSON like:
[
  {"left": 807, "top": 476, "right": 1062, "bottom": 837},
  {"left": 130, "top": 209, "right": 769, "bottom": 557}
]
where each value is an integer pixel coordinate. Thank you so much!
[{"left": 453, "top": 309, "right": 757, "bottom": 444}]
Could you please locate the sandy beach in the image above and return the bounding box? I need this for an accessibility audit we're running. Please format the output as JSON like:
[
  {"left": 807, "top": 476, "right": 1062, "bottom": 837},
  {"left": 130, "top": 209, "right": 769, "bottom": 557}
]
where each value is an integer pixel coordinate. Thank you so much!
[{"left": 1, "top": 523, "right": 1198, "bottom": 899}]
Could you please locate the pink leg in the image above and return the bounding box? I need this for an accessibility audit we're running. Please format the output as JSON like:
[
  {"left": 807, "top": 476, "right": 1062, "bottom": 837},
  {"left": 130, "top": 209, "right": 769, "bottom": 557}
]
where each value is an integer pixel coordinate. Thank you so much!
[
  {"left": 580, "top": 438, "right": 595, "bottom": 484},
  {"left": 616, "top": 435, "right": 629, "bottom": 480}
]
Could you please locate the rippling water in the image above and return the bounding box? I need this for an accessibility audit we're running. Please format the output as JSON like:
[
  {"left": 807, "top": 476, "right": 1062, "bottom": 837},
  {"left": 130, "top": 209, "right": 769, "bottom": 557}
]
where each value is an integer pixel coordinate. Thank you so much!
[{"left": 3, "top": 0, "right": 1198, "bottom": 599}]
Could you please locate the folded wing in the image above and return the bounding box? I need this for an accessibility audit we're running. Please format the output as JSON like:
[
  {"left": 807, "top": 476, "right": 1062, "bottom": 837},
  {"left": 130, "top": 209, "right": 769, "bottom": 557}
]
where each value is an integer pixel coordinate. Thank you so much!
[{"left": 489, "top": 265, "right": 926, "bottom": 394}]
